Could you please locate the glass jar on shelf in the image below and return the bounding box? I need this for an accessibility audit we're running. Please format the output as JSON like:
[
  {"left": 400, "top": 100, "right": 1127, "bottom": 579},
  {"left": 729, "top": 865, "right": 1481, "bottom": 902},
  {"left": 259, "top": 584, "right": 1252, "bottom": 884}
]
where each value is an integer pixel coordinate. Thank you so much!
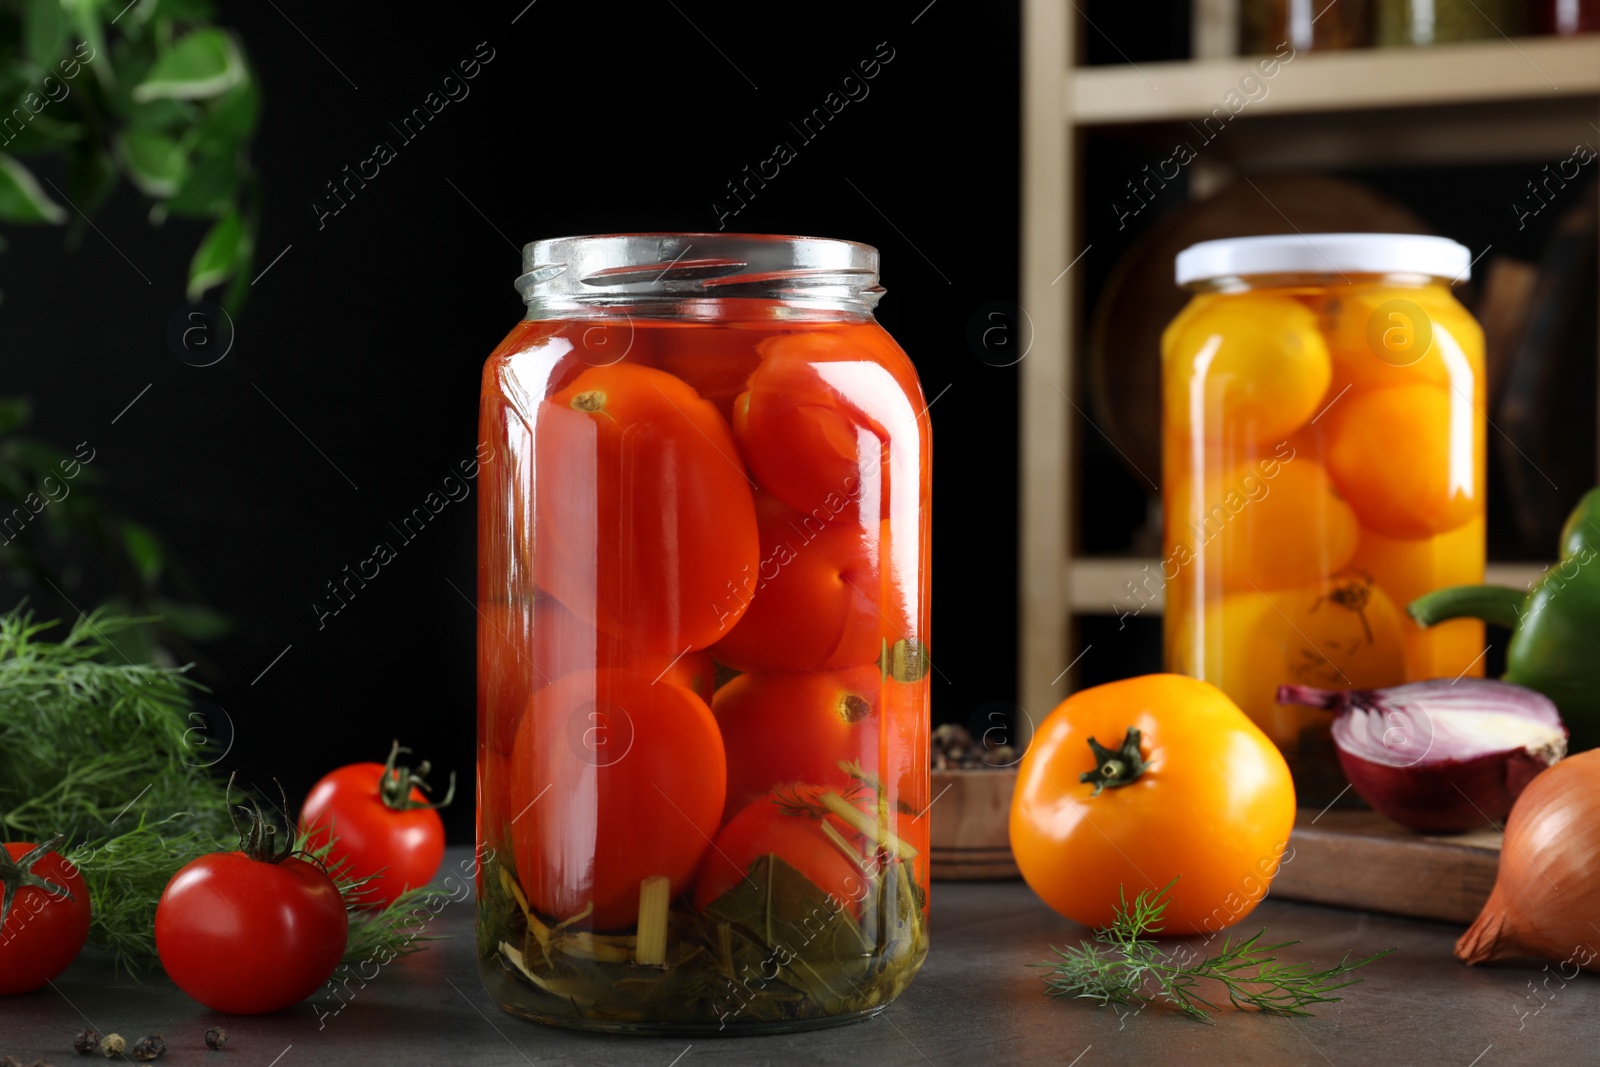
[
  {"left": 1376, "top": 0, "right": 1529, "bottom": 45},
  {"left": 1240, "top": 0, "right": 1372, "bottom": 54},
  {"left": 1161, "top": 233, "right": 1485, "bottom": 801},
  {"left": 475, "top": 233, "right": 932, "bottom": 1034}
]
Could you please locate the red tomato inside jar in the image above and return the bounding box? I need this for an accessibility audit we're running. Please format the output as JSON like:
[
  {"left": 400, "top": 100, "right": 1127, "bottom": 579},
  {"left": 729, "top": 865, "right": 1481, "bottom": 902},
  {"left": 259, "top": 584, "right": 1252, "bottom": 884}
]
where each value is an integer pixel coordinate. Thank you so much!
[{"left": 475, "top": 234, "right": 931, "bottom": 1034}]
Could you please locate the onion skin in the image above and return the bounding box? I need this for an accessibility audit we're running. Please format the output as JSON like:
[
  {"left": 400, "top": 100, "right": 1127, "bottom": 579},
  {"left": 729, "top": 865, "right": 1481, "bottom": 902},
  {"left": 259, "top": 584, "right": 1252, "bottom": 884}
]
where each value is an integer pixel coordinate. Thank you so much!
[
  {"left": 1278, "top": 680, "right": 1567, "bottom": 833},
  {"left": 1458, "top": 749, "right": 1600, "bottom": 971}
]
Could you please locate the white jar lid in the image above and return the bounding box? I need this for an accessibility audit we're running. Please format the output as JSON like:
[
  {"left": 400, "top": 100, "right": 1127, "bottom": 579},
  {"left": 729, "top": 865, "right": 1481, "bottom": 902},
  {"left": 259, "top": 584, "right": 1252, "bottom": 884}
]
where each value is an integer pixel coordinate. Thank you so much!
[{"left": 1174, "top": 233, "right": 1472, "bottom": 286}]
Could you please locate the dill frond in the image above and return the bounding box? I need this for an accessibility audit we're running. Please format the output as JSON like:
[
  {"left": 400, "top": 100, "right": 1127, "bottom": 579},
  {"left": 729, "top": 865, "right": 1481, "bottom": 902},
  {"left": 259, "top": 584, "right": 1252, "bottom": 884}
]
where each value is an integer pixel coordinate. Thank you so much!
[{"left": 1034, "top": 878, "right": 1392, "bottom": 1024}]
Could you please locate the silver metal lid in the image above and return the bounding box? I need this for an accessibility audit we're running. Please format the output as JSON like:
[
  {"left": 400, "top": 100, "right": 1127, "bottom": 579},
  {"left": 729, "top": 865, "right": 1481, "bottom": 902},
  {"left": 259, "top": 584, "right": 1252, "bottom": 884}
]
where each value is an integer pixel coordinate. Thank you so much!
[{"left": 516, "top": 233, "right": 884, "bottom": 314}]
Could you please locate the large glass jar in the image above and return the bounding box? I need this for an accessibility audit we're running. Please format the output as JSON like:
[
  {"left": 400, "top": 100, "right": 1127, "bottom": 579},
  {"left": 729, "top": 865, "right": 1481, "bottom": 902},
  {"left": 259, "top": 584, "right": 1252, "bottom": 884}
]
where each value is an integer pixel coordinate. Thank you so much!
[
  {"left": 1162, "top": 234, "right": 1485, "bottom": 800},
  {"left": 475, "top": 234, "right": 931, "bottom": 1034}
]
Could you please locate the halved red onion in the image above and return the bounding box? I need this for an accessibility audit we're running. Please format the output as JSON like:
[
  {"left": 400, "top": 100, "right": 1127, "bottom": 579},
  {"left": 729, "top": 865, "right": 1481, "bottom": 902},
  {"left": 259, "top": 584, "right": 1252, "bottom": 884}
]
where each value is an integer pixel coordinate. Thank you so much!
[{"left": 1277, "top": 679, "right": 1567, "bottom": 833}]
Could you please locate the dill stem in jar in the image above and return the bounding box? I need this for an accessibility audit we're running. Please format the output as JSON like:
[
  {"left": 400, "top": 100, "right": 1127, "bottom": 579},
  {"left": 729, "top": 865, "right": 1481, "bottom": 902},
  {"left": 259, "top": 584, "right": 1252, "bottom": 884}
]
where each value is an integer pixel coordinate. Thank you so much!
[{"left": 635, "top": 876, "right": 670, "bottom": 966}]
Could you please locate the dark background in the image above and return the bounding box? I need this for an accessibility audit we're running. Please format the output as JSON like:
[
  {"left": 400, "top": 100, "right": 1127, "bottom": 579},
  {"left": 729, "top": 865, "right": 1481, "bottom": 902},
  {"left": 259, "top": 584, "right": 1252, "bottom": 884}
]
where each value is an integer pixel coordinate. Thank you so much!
[{"left": 0, "top": 0, "right": 1021, "bottom": 839}]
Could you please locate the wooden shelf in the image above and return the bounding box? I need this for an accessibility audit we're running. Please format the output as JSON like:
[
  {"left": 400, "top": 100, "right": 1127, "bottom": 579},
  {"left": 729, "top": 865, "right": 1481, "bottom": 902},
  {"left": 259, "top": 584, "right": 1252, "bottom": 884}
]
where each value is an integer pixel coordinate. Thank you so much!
[
  {"left": 1067, "top": 559, "right": 1552, "bottom": 615},
  {"left": 1071, "top": 36, "right": 1600, "bottom": 126},
  {"left": 1018, "top": 2, "right": 1600, "bottom": 734}
]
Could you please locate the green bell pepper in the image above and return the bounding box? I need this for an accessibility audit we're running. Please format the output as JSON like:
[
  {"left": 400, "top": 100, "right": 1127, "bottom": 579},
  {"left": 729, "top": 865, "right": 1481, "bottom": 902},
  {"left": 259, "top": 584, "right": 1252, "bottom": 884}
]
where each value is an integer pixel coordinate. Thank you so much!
[{"left": 1409, "top": 487, "right": 1600, "bottom": 752}]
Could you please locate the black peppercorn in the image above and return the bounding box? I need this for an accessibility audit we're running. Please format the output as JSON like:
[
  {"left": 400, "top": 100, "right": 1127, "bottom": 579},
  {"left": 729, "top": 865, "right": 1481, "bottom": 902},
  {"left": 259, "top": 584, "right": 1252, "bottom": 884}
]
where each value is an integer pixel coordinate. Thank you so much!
[
  {"left": 130, "top": 1036, "right": 165, "bottom": 1062},
  {"left": 73, "top": 1029, "right": 100, "bottom": 1056},
  {"left": 203, "top": 1028, "right": 228, "bottom": 1051}
]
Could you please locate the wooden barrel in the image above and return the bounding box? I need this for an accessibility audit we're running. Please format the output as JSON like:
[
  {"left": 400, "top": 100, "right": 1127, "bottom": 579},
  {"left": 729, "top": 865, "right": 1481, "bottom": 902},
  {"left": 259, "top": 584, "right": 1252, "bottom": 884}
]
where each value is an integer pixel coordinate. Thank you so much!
[{"left": 929, "top": 768, "right": 1020, "bottom": 881}]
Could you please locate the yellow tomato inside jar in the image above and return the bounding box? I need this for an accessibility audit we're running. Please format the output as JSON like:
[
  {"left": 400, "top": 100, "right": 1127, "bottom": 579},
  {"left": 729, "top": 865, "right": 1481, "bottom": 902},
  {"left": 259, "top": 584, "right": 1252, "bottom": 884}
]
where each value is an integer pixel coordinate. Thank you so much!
[{"left": 1162, "top": 235, "right": 1486, "bottom": 797}]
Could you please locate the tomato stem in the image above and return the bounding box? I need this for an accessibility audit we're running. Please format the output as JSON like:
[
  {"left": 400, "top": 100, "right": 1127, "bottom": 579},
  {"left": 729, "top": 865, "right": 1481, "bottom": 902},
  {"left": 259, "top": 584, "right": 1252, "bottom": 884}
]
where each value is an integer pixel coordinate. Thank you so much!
[
  {"left": 0, "top": 833, "right": 73, "bottom": 926},
  {"left": 377, "top": 740, "right": 457, "bottom": 812},
  {"left": 1080, "top": 728, "right": 1148, "bottom": 796},
  {"left": 225, "top": 774, "right": 296, "bottom": 864}
]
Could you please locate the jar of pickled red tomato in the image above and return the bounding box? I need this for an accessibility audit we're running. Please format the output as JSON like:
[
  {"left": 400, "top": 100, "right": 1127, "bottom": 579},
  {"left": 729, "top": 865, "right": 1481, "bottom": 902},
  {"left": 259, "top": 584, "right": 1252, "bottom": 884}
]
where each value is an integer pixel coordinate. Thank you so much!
[
  {"left": 475, "top": 234, "right": 931, "bottom": 1034},
  {"left": 1162, "top": 234, "right": 1485, "bottom": 800}
]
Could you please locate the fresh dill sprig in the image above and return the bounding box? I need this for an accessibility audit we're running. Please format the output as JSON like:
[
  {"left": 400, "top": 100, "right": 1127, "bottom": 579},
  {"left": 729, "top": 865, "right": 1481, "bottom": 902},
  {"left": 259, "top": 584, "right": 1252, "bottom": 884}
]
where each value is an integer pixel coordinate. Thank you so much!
[
  {"left": 0, "top": 607, "right": 449, "bottom": 973},
  {"left": 298, "top": 829, "right": 447, "bottom": 960},
  {"left": 1035, "top": 879, "right": 1393, "bottom": 1023}
]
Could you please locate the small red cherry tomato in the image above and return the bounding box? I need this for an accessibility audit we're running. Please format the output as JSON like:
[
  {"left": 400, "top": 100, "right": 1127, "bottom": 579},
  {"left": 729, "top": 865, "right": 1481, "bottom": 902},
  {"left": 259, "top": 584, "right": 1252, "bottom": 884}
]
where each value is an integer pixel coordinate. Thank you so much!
[
  {"left": 512, "top": 667, "right": 724, "bottom": 931},
  {"left": 0, "top": 837, "right": 91, "bottom": 995},
  {"left": 300, "top": 741, "right": 455, "bottom": 910},
  {"left": 158, "top": 790, "right": 348, "bottom": 1014}
]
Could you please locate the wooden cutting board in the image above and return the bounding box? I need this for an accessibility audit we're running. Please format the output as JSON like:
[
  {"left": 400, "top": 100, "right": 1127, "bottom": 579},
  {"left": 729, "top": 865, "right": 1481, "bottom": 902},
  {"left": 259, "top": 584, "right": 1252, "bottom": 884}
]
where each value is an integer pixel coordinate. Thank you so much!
[{"left": 1271, "top": 808, "right": 1504, "bottom": 925}]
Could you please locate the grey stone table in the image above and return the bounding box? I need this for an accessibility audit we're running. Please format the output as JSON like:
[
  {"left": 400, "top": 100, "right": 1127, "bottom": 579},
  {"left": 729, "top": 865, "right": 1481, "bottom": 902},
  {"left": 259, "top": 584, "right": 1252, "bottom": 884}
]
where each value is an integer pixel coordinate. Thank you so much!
[{"left": 3, "top": 847, "right": 1591, "bottom": 1066}]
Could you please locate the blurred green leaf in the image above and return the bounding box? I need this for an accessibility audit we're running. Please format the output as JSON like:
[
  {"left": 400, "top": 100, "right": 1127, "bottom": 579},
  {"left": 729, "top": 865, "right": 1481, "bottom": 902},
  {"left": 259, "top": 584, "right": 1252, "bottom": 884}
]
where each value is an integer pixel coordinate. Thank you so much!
[
  {"left": 108, "top": 34, "right": 156, "bottom": 102},
  {"left": 151, "top": 598, "right": 229, "bottom": 641},
  {"left": 194, "top": 79, "right": 257, "bottom": 145},
  {"left": 69, "top": 4, "right": 112, "bottom": 91},
  {"left": 0, "top": 152, "right": 65, "bottom": 223},
  {"left": 131, "top": 28, "right": 242, "bottom": 102},
  {"left": 27, "top": 0, "right": 67, "bottom": 66},
  {"left": 157, "top": 0, "right": 217, "bottom": 20},
  {"left": 163, "top": 147, "right": 232, "bottom": 216},
  {"left": 0, "top": 113, "right": 85, "bottom": 155},
  {"left": 186, "top": 208, "right": 242, "bottom": 298},
  {"left": 0, "top": 397, "right": 31, "bottom": 436},
  {"left": 122, "top": 521, "right": 164, "bottom": 582},
  {"left": 117, "top": 128, "right": 186, "bottom": 197},
  {"left": 4, "top": 438, "right": 71, "bottom": 474},
  {"left": 65, "top": 143, "right": 119, "bottom": 219},
  {"left": 126, "top": 97, "right": 196, "bottom": 131}
]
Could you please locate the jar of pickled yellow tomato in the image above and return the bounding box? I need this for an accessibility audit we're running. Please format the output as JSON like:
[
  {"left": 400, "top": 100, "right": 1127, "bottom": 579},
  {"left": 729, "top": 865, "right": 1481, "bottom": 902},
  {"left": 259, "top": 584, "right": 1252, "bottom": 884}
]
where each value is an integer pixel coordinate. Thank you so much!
[
  {"left": 1162, "top": 234, "right": 1485, "bottom": 799},
  {"left": 476, "top": 234, "right": 931, "bottom": 1034}
]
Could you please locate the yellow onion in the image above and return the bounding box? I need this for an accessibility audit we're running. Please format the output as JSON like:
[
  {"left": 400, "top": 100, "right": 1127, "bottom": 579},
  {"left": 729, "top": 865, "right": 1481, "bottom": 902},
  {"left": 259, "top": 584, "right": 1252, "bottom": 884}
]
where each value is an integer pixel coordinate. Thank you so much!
[{"left": 1457, "top": 749, "right": 1600, "bottom": 971}]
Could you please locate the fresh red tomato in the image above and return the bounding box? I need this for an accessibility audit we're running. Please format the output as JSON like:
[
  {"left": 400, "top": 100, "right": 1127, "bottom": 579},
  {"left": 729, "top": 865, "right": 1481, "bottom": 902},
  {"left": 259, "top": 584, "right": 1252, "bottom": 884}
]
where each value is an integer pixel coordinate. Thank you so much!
[
  {"left": 300, "top": 742, "right": 454, "bottom": 910},
  {"left": 732, "top": 327, "right": 919, "bottom": 521},
  {"left": 712, "top": 491, "right": 909, "bottom": 671},
  {"left": 535, "top": 362, "right": 760, "bottom": 655},
  {"left": 713, "top": 665, "right": 923, "bottom": 821},
  {"left": 511, "top": 667, "right": 724, "bottom": 931},
  {"left": 692, "top": 793, "right": 865, "bottom": 918},
  {"left": 157, "top": 801, "right": 348, "bottom": 1014},
  {"left": 0, "top": 838, "right": 90, "bottom": 994},
  {"left": 480, "top": 597, "right": 714, "bottom": 756}
]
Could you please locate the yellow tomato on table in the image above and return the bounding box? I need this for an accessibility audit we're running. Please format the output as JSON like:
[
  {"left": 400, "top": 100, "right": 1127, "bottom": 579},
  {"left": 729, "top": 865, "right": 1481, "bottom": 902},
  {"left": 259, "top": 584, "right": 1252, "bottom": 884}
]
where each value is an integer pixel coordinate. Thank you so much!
[{"left": 1010, "top": 674, "right": 1295, "bottom": 934}]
